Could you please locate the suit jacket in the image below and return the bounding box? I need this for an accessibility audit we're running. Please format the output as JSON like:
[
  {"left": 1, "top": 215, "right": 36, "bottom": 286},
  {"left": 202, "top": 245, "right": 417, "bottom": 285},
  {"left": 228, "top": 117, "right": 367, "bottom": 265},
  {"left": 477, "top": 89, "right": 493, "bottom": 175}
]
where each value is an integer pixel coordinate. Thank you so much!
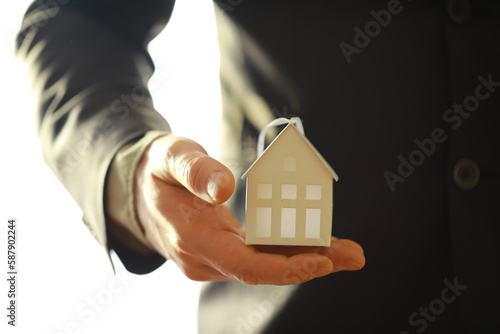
[{"left": 16, "top": 0, "right": 500, "bottom": 333}]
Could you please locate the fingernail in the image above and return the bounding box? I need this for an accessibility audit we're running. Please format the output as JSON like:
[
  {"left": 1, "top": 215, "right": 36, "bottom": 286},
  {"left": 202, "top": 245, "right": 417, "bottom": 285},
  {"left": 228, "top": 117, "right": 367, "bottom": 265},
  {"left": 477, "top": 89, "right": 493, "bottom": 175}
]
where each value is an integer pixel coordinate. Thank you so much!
[{"left": 207, "top": 171, "right": 226, "bottom": 202}]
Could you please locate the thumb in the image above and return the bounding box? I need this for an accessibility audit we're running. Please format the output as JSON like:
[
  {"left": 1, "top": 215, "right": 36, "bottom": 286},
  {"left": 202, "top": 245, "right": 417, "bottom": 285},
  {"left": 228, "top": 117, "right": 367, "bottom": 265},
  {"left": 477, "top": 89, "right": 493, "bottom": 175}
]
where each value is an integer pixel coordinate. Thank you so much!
[{"left": 148, "top": 135, "right": 235, "bottom": 204}]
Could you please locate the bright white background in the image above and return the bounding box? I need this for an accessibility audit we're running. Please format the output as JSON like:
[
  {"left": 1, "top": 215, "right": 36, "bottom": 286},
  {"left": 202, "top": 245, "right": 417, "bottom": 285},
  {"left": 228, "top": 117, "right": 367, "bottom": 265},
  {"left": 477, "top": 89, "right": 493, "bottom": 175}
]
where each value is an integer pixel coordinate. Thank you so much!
[{"left": 1, "top": 1, "right": 222, "bottom": 333}]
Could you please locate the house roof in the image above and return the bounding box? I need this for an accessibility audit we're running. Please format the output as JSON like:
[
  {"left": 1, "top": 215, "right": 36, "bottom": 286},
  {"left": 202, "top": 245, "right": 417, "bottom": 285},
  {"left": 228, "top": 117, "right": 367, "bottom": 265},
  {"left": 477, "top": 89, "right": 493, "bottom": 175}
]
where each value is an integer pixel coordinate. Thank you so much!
[{"left": 241, "top": 123, "right": 339, "bottom": 181}]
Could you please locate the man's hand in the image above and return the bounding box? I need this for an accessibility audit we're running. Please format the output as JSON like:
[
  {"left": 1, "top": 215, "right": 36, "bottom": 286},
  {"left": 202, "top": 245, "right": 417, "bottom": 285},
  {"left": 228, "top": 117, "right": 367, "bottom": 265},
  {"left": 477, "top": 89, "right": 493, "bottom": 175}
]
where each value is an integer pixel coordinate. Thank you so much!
[{"left": 135, "top": 134, "right": 365, "bottom": 285}]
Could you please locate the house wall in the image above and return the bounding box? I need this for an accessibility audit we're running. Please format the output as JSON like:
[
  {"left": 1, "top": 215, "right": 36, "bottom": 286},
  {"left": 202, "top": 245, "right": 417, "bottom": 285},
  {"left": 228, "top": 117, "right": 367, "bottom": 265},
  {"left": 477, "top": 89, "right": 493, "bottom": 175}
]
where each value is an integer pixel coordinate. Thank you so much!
[{"left": 245, "top": 128, "right": 333, "bottom": 246}]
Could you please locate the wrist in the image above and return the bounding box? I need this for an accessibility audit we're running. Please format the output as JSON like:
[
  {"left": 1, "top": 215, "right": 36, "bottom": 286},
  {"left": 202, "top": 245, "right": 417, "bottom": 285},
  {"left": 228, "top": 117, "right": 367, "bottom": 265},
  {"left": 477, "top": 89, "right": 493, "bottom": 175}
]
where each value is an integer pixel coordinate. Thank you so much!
[{"left": 105, "top": 130, "right": 170, "bottom": 255}]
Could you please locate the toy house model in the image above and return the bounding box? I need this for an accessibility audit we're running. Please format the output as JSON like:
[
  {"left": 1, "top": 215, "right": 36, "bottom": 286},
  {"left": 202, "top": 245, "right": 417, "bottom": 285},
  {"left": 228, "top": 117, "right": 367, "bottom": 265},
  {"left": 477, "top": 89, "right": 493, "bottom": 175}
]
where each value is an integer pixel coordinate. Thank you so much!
[{"left": 241, "top": 124, "right": 339, "bottom": 247}]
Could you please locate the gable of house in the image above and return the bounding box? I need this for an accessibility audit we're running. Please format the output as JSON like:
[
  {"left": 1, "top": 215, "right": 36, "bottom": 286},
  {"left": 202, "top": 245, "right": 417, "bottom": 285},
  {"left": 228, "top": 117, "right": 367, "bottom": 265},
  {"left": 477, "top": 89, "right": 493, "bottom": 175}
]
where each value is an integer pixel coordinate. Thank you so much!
[{"left": 242, "top": 124, "right": 338, "bottom": 181}]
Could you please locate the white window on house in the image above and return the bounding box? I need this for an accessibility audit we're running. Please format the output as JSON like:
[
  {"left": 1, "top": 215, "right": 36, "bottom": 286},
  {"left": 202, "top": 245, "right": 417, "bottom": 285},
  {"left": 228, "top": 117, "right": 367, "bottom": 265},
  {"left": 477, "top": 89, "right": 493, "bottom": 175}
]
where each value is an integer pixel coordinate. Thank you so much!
[
  {"left": 306, "top": 185, "right": 322, "bottom": 200},
  {"left": 283, "top": 156, "right": 296, "bottom": 172},
  {"left": 257, "top": 183, "right": 273, "bottom": 199},
  {"left": 256, "top": 207, "right": 272, "bottom": 237},
  {"left": 281, "top": 184, "right": 297, "bottom": 199},
  {"left": 281, "top": 208, "right": 296, "bottom": 238},
  {"left": 305, "top": 208, "right": 321, "bottom": 238}
]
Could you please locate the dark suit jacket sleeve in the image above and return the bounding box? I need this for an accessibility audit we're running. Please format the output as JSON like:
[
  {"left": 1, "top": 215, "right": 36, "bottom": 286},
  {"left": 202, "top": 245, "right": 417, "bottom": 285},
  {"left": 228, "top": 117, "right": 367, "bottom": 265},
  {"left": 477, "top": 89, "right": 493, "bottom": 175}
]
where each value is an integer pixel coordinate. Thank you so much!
[{"left": 15, "top": 0, "right": 176, "bottom": 273}]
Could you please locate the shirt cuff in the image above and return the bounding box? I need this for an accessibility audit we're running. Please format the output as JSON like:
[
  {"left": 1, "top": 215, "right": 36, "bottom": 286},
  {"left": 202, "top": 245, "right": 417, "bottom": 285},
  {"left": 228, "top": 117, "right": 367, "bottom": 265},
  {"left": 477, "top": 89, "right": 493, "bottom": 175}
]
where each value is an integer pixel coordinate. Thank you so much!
[{"left": 105, "top": 130, "right": 170, "bottom": 260}]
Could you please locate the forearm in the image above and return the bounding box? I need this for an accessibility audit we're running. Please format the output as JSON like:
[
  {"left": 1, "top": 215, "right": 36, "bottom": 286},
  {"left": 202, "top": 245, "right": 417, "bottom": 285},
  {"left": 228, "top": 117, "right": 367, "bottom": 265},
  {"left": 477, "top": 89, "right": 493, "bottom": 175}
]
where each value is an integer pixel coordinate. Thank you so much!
[{"left": 16, "top": 0, "right": 175, "bottom": 272}]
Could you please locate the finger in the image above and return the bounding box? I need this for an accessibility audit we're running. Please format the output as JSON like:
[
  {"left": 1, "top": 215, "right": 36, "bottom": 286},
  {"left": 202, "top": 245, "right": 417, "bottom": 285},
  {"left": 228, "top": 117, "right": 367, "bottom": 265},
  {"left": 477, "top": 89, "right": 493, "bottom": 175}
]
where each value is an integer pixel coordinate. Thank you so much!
[
  {"left": 174, "top": 256, "right": 234, "bottom": 282},
  {"left": 323, "top": 238, "right": 366, "bottom": 272},
  {"left": 253, "top": 237, "right": 365, "bottom": 272},
  {"left": 206, "top": 232, "right": 335, "bottom": 285},
  {"left": 149, "top": 135, "right": 235, "bottom": 204}
]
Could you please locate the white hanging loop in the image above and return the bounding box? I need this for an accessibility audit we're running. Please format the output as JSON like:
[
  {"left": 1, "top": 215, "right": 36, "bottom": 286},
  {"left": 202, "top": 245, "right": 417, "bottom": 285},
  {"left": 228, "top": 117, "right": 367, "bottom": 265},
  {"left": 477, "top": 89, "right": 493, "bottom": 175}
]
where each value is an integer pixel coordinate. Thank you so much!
[{"left": 257, "top": 117, "right": 304, "bottom": 157}]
